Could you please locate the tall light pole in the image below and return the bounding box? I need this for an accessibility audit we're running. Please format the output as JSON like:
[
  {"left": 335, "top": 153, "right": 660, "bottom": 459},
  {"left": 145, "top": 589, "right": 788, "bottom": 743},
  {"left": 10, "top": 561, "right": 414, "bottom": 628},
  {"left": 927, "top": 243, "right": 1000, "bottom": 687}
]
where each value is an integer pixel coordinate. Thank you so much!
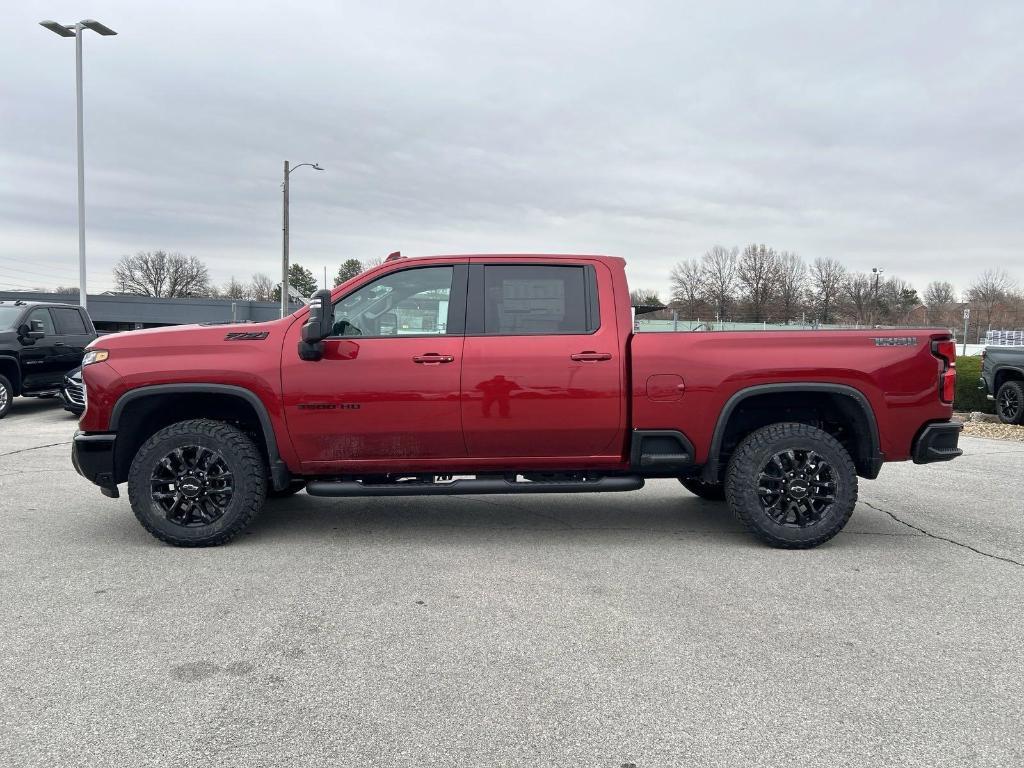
[
  {"left": 40, "top": 19, "right": 117, "bottom": 312},
  {"left": 281, "top": 161, "right": 324, "bottom": 317},
  {"left": 871, "top": 266, "right": 884, "bottom": 325}
]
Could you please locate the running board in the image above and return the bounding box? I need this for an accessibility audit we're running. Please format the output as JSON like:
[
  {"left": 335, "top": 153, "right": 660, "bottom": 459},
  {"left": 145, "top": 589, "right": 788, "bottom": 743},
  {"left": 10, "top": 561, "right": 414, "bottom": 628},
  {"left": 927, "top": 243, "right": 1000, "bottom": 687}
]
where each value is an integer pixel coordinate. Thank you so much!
[{"left": 305, "top": 475, "right": 644, "bottom": 498}]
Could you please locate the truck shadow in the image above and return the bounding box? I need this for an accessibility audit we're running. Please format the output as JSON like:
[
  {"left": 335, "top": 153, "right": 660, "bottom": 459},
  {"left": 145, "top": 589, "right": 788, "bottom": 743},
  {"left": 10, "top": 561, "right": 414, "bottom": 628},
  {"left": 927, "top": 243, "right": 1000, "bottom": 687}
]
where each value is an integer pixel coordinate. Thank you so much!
[{"left": 248, "top": 490, "right": 753, "bottom": 544}]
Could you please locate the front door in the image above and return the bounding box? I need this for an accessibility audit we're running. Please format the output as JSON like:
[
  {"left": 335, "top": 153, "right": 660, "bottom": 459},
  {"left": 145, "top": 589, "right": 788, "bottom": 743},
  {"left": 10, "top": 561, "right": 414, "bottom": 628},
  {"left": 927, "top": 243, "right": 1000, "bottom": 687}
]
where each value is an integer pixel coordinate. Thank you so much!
[
  {"left": 460, "top": 261, "right": 624, "bottom": 460},
  {"left": 18, "top": 308, "right": 62, "bottom": 391},
  {"left": 282, "top": 262, "right": 468, "bottom": 472}
]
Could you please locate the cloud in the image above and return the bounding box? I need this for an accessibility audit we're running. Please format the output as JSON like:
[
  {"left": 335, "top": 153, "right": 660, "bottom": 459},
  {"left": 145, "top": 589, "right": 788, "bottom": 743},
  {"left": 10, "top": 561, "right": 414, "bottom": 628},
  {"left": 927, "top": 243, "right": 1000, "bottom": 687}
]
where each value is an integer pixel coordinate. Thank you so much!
[{"left": 1, "top": 0, "right": 1021, "bottom": 297}]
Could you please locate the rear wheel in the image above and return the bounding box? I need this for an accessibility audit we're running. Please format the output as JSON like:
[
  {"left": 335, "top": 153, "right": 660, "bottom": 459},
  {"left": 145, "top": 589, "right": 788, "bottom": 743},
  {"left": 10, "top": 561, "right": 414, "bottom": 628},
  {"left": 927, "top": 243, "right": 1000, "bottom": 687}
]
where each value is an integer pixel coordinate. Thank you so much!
[
  {"left": 127, "top": 419, "right": 266, "bottom": 547},
  {"left": 996, "top": 381, "right": 1024, "bottom": 425},
  {"left": 725, "top": 422, "right": 857, "bottom": 549},
  {"left": 679, "top": 477, "right": 727, "bottom": 501},
  {"left": 0, "top": 374, "right": 11, "bottom": 419}
]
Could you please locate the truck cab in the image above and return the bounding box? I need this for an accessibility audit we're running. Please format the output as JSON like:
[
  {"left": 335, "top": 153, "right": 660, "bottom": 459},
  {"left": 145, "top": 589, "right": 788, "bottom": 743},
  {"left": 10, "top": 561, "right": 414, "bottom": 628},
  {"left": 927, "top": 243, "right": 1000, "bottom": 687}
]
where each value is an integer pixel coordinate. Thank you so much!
[{"left": 0, "top": 300, "right": 97, "bottom": 419}]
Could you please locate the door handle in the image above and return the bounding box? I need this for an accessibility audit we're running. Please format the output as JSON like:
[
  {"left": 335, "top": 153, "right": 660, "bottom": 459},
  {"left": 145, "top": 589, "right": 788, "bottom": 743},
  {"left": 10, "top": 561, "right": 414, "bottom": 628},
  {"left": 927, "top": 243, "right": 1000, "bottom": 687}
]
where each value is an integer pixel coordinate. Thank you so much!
[
  {"left": 570, "top": 351, "right": 612, "bottom": 362},
  {"left": 412, "top": 353, "right": 455, "bottom": 365}
]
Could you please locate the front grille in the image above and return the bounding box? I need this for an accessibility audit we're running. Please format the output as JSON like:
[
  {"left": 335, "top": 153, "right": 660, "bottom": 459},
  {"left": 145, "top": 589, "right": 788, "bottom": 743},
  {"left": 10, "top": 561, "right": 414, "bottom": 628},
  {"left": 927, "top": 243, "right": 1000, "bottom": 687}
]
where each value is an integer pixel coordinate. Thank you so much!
[{"left": 65, "top": 380, "right": 85, "bottom": 406}]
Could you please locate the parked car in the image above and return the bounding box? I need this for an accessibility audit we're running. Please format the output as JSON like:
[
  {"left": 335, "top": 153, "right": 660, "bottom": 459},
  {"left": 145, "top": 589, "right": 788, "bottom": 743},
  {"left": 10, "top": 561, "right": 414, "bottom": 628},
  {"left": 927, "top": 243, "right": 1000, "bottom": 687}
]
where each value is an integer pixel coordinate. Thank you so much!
[
  {"left": 0, "top": 300, "right": 97, "bottom": 419},
  {"left": 979, "top": 346, "right": 1024, "bottom": 424},
  {"left": 60, "top": 366, "right": 86, "bottom": 416},
  {"left": 72, "top": 253, "right": 961, "bottom": 548}
]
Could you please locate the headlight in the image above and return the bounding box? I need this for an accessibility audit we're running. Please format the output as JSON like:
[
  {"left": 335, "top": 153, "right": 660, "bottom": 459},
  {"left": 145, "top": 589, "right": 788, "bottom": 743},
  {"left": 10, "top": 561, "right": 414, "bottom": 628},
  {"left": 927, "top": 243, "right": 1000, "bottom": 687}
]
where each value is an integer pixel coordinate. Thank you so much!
[{"left": 82, "top": 349, "right": 109, "bottom": 366}]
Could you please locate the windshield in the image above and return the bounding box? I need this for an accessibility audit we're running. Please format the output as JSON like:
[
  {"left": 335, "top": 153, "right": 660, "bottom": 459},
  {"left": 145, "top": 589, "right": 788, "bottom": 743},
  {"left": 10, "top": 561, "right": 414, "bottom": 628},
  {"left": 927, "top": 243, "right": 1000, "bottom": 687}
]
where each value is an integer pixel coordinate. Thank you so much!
[{"left": 0, "top": 305, "right": 23, "bottom": 330}]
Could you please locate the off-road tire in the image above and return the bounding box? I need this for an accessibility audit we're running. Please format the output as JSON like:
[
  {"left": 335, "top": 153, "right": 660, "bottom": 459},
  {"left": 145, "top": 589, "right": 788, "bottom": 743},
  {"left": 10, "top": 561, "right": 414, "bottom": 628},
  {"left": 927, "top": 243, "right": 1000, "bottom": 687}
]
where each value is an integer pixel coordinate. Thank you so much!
[
  {"left": 996, "top": 380, "right": 1024, "bottom": 425},
  {"left": 268, "top": 480, "right": 306, "bottom": 499},
  {"left": 0, "top": 374, "right": 12, "bottom": 419},
  {"left": 127, "top": 419, "right": 266, "bottom": 547},
  {"left": 725, "top": 422, "right": 858, "bottom": 549},
  {"left": 679, "top": 477, "right": 727, "bottom": 501}
]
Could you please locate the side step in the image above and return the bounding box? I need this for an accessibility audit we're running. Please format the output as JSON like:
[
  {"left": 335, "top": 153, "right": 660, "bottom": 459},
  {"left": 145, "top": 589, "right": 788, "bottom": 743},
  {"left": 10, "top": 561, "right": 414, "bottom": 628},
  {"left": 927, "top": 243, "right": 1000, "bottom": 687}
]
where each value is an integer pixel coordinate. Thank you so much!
[{"left": 306, "top": 475, "right": 644, "bottom": 498}]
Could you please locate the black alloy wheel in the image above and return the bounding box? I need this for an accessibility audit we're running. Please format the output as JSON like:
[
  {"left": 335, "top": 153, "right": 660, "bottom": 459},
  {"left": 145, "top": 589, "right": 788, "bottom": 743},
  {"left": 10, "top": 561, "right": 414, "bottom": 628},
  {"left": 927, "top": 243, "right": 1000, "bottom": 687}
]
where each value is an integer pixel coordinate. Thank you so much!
[
  {"left": 755, "top": 449, "right": 836, "bottom": 527},
  {"left": 150, "top": 445, "right": 234, "bottom": 527},
  {"left": 996, "top": 381, "right": 1024, "bottom": 425}
]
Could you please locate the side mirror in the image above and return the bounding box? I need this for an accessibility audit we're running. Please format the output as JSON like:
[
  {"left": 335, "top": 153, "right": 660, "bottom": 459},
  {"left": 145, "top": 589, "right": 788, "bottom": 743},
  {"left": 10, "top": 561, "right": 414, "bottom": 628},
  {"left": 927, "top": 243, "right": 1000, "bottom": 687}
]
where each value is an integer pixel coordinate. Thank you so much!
[
  {"left": 298, "top": 289, "right": 334, "bottom": 361},
  {"left": 18, "top": 321, "right": 45, "bottom": 343}
]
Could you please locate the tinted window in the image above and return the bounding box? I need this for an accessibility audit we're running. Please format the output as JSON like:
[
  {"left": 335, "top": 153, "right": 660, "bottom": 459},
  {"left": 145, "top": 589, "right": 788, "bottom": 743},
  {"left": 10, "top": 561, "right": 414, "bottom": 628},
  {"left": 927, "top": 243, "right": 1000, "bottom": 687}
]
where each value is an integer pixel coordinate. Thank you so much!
[
  {"left": 52, "top": 307, "right": 88, "bottom": 334},
  {"left": 331, "top": 266, "right": 454, "bottom": 337},
  {"left": 26, "top": 308, "right": 56, "bottom": 335},
  {"left": 483, "top": 265, "right": 590, "bottom": 334}
]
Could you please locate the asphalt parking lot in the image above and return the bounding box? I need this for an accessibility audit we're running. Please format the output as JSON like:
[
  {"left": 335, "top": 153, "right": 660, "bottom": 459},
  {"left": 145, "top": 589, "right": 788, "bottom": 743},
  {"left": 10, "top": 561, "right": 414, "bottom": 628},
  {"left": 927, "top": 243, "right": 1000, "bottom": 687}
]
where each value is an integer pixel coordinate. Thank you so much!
[{"left": 2, "top": 397, "right": 1023, "bottom": 767}]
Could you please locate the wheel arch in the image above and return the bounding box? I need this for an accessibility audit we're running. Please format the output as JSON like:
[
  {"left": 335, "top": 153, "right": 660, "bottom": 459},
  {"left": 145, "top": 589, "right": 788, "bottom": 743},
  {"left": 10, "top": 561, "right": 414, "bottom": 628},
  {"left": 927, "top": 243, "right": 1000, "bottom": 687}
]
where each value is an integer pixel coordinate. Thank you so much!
[
  {"left": 109, "top": 384, "right": 290, "bottom": 489},
  {"left": 994, "top": 366, "right": 1024, "bottom": 392},
  {"left": 702, "top": 383, "right": 882, "bottom": 484}
]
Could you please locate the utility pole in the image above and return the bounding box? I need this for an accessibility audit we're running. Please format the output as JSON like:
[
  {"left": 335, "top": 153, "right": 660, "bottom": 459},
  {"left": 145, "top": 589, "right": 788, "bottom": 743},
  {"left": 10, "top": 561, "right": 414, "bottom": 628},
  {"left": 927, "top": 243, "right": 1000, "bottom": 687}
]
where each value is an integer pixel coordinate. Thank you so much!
[
  {"left": 280, "top": 160, "right": 324, "bottom": 318},
  {"left": 962, "top": 307, "right": 970, "bottom": 356},
  {"left": 281, "top": 160, "right": 289, "bottom": 318},
  {"left": 40, "top": 19, "right": 117, "bottom": 312}
]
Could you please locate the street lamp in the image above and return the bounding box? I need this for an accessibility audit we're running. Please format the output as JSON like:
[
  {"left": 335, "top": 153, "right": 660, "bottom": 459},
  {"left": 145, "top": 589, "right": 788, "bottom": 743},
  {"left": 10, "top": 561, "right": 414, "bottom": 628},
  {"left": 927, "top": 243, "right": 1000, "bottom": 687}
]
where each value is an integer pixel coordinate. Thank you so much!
[
  {"left": 40, "top": 19, "right": 117, "bottom": 312},
  {"left": 281, "top": 161, "right": 324, "bottom": 317}
]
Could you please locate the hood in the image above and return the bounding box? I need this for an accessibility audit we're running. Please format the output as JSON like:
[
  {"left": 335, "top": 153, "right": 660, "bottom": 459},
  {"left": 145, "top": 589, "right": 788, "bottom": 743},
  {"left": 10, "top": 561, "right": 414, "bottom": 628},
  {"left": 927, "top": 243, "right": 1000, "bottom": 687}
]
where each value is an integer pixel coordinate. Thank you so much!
[{"left": 93, "top": 318, "right": 290, "bottom": 350}]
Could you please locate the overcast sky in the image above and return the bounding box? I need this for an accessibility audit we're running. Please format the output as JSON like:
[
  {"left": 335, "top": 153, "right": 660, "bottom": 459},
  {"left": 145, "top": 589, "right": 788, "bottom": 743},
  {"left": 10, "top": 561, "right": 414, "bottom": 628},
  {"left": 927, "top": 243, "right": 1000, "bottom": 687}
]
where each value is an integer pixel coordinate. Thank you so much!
[{"left": 1, "top": 1, "right": 1021, "bottom": 297}]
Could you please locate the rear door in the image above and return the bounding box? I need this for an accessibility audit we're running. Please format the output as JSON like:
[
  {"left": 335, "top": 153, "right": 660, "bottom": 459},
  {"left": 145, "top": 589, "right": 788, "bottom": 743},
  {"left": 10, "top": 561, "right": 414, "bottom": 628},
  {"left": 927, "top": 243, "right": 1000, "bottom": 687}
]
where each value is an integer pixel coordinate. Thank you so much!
[
  {"left": 460, "top": 261, "right": 623, "bottom": 459},
  {"left": 50, "top": 306, "right": 94, "bottom": 374}
]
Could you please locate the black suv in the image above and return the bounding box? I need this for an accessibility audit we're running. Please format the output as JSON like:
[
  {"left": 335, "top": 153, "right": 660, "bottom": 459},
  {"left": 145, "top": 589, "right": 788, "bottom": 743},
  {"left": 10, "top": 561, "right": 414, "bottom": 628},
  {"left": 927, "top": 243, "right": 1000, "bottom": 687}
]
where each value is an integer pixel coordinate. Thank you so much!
[
  {"left": 979, "top": 346, "right": 1024, "bottom": 424},
  {"left": 0, "top": 300, "right": 97, "bottom": 419}
]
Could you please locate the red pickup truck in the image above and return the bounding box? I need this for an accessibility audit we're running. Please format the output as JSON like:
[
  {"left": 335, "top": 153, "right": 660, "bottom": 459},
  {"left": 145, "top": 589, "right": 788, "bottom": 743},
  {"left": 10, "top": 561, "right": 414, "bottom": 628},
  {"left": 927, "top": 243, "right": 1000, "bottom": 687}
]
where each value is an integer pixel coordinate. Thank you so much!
[{"left": 73, "top": 253, "right": 962, "bottom": 549}]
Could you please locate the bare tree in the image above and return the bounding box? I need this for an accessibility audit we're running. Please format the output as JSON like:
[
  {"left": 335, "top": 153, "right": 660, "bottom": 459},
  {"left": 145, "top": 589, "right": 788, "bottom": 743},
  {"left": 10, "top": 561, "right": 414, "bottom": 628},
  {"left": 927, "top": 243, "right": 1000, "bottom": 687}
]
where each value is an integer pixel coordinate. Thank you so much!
[
  {"left": 668, "top": 259, "right": 704, "bottom": 319},
  {"left": 54, "top": 286, "right": 79, "bottom": 295},
  {"left": 736, "top": 244, "right": 780, "bottom": 322},
  {"left": 630, "top": 288, "right": 662, "bottom": 306},
  {"left": 775, "top": 252, "right": 806, "bottom": 324},
  {"left": 113, "top": 251, "right": 210, "bottom": 297},
  {"left": 362, "top": 256, "right": 384, "bottom": 272},
  {"left": 221, "top": 277, "right": 250, "bottom": 300},
  {"left": 250, "top": 273, "right": 276, "bottom": 302},
  {"left": 844, "top": 273, "right": 873, "bottom": 326},
  {"left": 967, "top": 268, "right": 1016, "bottom": 337},
  {"left": 809, "top": 257, "right": 846, "bottom": 324},
  {"left": 700, "top": 245, "right": 738, "bottom": 321},
  {"left": 923, "top": 280, "right": 957, "bottom": 327}
]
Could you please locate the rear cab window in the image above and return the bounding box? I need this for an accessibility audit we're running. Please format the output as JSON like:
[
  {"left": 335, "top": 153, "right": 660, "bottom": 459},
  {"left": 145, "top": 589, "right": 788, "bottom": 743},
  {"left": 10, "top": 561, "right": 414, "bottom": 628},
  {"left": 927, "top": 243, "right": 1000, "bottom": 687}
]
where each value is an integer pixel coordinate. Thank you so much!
[
  {"left": 469, "top": 264, "right": 600, "bottom": 335},
  {"left": 51, "top": 307, "right": 89, "bottom": 335}
]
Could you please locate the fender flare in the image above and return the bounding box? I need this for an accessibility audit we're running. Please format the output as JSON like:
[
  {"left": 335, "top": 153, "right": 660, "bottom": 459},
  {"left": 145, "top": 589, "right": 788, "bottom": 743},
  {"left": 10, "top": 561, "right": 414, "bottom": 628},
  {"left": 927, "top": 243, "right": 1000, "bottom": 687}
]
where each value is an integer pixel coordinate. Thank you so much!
[
  {"left": 703, "top": 382, "right": 882, "bottom": 481},
  {"left": 109, "top": 383, "right": 290, "bottom": 489},
  {"left": 994, "top": 365, "right": 1024, "bottom": 389}
]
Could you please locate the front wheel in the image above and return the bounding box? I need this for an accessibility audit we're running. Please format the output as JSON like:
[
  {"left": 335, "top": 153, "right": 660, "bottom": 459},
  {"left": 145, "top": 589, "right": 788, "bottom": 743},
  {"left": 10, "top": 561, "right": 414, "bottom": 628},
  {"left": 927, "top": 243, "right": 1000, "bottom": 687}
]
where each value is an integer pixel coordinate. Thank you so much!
[
  {"left": 0, "top": 374, "right": 11, "bottom": 419},
  {"left": 725, "top": 423, "right": 858, "bottom": 549},
  {"left": 996, "top": 381, "right": 1024, "bottom": 425},
  {"left": 127, "top": 419, "right": 267, "bottom": 547}
]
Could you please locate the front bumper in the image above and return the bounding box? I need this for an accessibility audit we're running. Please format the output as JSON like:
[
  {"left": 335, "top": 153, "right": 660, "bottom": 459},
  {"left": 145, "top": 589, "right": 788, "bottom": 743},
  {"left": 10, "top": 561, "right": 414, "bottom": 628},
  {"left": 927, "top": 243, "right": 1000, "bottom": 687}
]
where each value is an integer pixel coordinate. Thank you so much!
[
  {"left": 912, "top": 421, "right": 963, "bottom": 465},
  {"left": 71, "top": 431, "right": 119, "bottom": 497}
]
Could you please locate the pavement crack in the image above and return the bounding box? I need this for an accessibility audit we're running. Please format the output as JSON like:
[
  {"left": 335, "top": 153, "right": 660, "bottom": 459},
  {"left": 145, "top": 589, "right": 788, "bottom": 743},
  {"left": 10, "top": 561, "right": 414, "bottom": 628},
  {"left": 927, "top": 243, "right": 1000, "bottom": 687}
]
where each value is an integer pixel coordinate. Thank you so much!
[
  {"left": 860, "top": 500, "right": 1024, "bottom": 569},
  {"left": 0, "top": 441, "right": 71, "bottom": 458}
]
